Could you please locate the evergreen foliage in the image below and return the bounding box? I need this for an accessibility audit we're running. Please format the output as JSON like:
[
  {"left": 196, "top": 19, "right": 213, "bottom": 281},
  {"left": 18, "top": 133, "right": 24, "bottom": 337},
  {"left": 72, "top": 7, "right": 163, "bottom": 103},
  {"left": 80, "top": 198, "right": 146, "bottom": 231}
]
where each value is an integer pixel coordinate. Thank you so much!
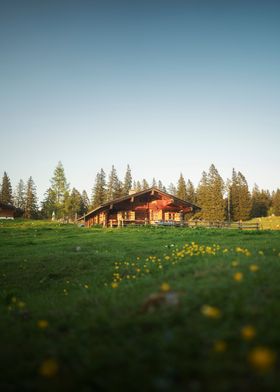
[
  {"left": 123, "top": 165, "right": 132, "bottom": 195},
  {"left": 251, "top": 185, "right": 271, "bottom": 218},
  {"left": 81, "top": 190, "right": 90, "bottom": 214},
  {"left": 176, "top": 173, "right": 187, "bottom": 200},
  {"left": 142, "top": 179, "right": 149, "bottom": 190},
  {"left": 13, "top": 179, "right": 25, "bottom": 209},
  {"left": 41, "top": 188, "right": 56, "bottom": 218},
  {"left": 50, "top": 161, "right": 70, "bottom": 218},
  {"left": 185, "top": 179, "right": 196, "bottom": 203},
  {"left": 65, "top": 188, "right": 84, "bottom": 220},
  {"left": 24, "top": 177, "right": 38, "bottom": 219},
  {"left": 0, "top": 172, "right": 13, "bottom": 204},
  {"left": 229, "top": 170, "right": 252, "bottom": 221},
  {"left": 91, "top": 169, "right": 107, "bottom": 208},
  {"left": 168, "top": 183, "right": 177, "bottom": 196},
  {"left": 272, "top": 189, "right": 280, "bottom": 216},
  {"left": 107, "top": 165, "right": 123, "bottom": 201}
]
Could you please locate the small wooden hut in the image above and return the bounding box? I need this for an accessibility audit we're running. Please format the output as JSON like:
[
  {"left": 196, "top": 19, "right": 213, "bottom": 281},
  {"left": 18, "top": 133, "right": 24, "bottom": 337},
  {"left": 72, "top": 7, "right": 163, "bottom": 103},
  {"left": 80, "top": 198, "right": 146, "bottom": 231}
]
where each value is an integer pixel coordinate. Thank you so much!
[
  {"left": 78, "top": 187, "right": 200, "bottom": 227},
  {"left": 0, "top": 203, "right": 20, "bottom": 219}
]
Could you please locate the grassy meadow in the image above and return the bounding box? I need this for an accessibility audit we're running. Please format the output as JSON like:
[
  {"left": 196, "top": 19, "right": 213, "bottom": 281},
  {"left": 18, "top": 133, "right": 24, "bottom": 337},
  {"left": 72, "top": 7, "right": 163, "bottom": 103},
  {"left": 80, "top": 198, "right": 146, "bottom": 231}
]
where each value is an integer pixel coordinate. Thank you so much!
[{"left": 1, "top": 220, "right": 280, "bottom": 391}]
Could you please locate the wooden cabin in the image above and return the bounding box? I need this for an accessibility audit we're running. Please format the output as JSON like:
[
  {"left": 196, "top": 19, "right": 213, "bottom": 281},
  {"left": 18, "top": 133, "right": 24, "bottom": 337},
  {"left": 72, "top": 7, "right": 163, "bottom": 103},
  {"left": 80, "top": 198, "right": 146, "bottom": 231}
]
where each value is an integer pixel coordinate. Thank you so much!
[
  {"left": 0, "top": 203, "right": 18, "bottom": 219},
  {"left": 78, "top": 187, "right": 200, "bottom": 227}
]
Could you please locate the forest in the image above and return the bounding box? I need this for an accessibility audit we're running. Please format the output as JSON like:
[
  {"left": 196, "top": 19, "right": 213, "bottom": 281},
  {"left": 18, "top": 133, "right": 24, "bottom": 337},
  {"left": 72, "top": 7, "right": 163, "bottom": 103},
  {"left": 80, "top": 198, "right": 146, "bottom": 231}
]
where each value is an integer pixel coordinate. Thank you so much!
[{"left": 1, "top": 162, "right": 279, "bottom": 221}]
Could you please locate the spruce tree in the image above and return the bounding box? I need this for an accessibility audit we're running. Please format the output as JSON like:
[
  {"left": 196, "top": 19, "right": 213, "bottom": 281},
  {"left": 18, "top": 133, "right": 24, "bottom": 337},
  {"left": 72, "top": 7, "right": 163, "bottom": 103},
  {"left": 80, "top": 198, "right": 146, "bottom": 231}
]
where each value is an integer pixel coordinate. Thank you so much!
[
  {"left": 91, "top": 169, "right": 107, "bottom": 207},
  {"left": 197, "top": 171, "right": 211, "bottom": 220},
  {"left": 251, "top": 185, "right": 271, "bottom": 217},
  {"left": 13, "top": 179, "right": 25, "bottom": 209},
  {"left": 50, "top": 161, "right": 69, "bottom": 218},
  {"left": 142, "top": 179, "right": 149, "bottom": 190},
  {"left": 176, "top": 173, "right": 187, "bottom": 200},
  {"left": 135, "top": 181, "right": 142, "bottom": 192},
  {"left": 272, "top": 189, "right": 280, "bottom": 216},
  {"left": 0, "top": 172, "right": 13, "bottom": 204},
  {"left": 185, "top": 179, "right": 196, "bottom": 203},
  {"left": 107, "top": 166, "right": 123, "bottom": 201},
  {"left": 208, "top": 164, "right": 225, "bottom": 221},
  {"left": 81, "top": 190, "right": 90, "bottom": 214},
  {"left": 168, "top": 183, "right": 177, "bottom": 196},
  {"left": 65, "top": 188, "right": 83, "bottom": 221},
  {"left": 151, "top": 178, "right": 157, "bottom": 188},
  {"left": 24, "top": 177, "right": 38, "bottom": 219},
  {"left": 229, "top": 170, "right": 251, "bottom": 221},
  {"left": 41, "top": 188, "right": 56, "bottom": 218},
  {"left": 123, "top": 165, "right": 132, "bottom": 195}
]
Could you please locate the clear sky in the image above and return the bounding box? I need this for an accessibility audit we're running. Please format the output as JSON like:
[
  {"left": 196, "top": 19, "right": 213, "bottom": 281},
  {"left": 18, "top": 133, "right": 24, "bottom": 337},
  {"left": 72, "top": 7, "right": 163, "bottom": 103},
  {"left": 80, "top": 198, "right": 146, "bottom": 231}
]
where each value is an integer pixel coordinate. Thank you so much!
[{"left": 1, "top": 0, "right": 279, "bottom": 201}]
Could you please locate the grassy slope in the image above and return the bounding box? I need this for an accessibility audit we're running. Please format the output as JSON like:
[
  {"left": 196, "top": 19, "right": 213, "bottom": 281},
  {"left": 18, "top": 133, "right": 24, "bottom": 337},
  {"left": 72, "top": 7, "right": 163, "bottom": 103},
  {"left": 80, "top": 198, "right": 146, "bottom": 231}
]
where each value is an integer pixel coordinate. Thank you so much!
[
  {"left": 247, "top": 216, "right": 280, "bottom": 230},
  {"left": 1, "top": 220, "right": 280, "bottom": 391}
]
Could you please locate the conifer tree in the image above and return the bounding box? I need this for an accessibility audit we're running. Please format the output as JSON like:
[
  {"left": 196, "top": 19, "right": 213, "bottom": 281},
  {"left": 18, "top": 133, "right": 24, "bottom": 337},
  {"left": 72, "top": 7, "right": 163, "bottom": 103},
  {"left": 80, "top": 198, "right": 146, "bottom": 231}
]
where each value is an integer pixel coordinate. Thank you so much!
[
  {"left": 229, "top": 169, "right": 252, "bottom": 221},
  {"left": 197, "top": 171, "right": 211, "bottom": 220},
  {"left": 142, "top": 179, "right": 149, "bottom": 190},
  {"left": 107, "top": 165, "right": 123, "bottom": 200},
  {"left": 208, "top": 164, "right": 225, "bottom": 221},
  {"left": 41, "top": 188, "right": 56, "bottom": 218},
  {"left": 185, "top": 179, "right": 196, "bottom": 203},
  {"left": 158, "top": 180, "right": 166, "bottom": 191},
  {"left": 168, "top": 183, "right": 177, "bottom": 196},
  {"left": 81, "top": 190, "right": 90, "bottom": 214},
  {"left": 123, "top": 165, "right": 132, "bottom": 195},
  {"left": 0, "top": 172, "right": 13, "bottom": 204},
  {"left": 151, "top": 178, "right": 157, "bottom": 188},
  {"left": 49, "top": 161, "right": 69, "bottom": 218},
  {"left": 24, "top": 177, "right": 38, "bottom": 219},
  {"left": 176, "top": 173, "right": 187, "bottom": 200},
  {"left": 65, "top": 188, "right": 83, "bottom": 221},
  {"left": 251, "top": 185, "right": 271, "bottom": 217},
  {"left": 13, "top": 179, "right": 25, "bottom": 209},
  {"left": 91, "top": 169, "right": 107, "bottom": 207},
  {"left": 272, "top": 189, "right": 280, "bottom": 216}
]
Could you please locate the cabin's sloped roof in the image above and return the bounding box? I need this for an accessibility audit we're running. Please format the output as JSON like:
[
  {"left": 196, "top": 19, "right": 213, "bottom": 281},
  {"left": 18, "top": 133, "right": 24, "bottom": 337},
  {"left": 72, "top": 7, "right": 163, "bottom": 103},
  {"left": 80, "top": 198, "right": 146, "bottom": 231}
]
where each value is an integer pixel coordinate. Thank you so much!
[{"left": 79, "top": 187, "right": 200, "bottom": 220}]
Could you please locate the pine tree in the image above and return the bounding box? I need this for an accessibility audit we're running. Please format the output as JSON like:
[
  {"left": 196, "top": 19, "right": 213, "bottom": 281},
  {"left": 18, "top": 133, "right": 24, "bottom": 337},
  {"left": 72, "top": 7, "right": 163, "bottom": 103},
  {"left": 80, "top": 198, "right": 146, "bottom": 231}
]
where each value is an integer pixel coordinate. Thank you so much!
[
  {"left": 123, "top": 165, "right": 132, "bottom": 195},
  {"left": 24, "top": 177, "right": 38, "bottom": 219},
  {"left": 91, "top": 169, "right": 107, "bottom": 208},
  {"left": 197, "top": 171, "right": 211, "bottom": 220},
  {"left": 272, "top": 189, "right": 280, "bottom": 216},
  {"left": 81, "top": 190, "right": 90, "bottom": 214},
  {"left": 176, "top": 173, "right": 187, "bottom": 200},
  {"left": 208, "top": 164, "right": 225, "bottom": 221},
  {"left": 0, "top": 172, "right": 13, "bottom": 204},
  {"left": 158, "top": 180, "right": 166, "bottom": 191},
  {"left": 13, "top": 179, "right": 25, "bottom": 209},
  {"left": 65, "top": 188, "right": 83, "bottom": 221},
  {"left": 142, "top": 179, "right": 149, "bottom": 190},
  {"left": 151, "top": 178, "right": 157, "bottom": 188},
  {"left": 185, "top": 179, "right": 196, "bottom": 203},
  {"left": 107, "top": 166, "right": 122, "bottom": 200},
  {"left": 50, "top": 161, "right": 69, "bottom": 218},
  {"left": 135, "top": 181, "right": 142, "bottom": 192},
  {"left": 229, "top": 170, "right": 252, "bottom": 221},
  {"left": 251, "top": 185, "right": 271, "bottom": 218},
  {"left": 168, "top": 183, "right": 177, "bottom": 196},
  {"left": 41, "top": 188, "right": 56, "bottom": 218}
]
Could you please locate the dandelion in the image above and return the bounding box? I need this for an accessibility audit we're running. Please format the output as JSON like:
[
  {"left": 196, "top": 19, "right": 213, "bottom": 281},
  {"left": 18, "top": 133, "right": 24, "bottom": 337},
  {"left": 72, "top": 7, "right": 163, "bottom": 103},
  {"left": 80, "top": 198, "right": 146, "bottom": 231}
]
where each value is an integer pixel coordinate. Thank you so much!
[
  {"left": 39, "top": 358, "right": 59, "bottom": 378},
  {"left": 37, "top": 320, "right": 49, "bottom": 329},
  {"left": 160, "top": 282, "right": 171, "bottom": 292},
  {"left": 84, "top": 284, "right": 89, "bottom": 289},
  {"left": 233, "top": 272, "right": 243, "bottom": 282},
  {"left": 201, "top": 305, "right": 221, "bottom": 319},
  {"left": 248, "top": 347, "right": 276, "bottom": 372},
  {"left": 213, "top": 340, "right": 227, "bottom": 352},
  {"left": 241, "top": 325, "right": 256, "bottom": 341},
  {"left": 249, "top": 264, "right": 259, "bottom": 272},
  {"left": 258, "top": 250, "right": 264, "bottom": 256},
  {"left": 111, "top": 282, "right": 118, "bottom": 289},
  {"left": 231, "top": 261, "right": 239, "bottom": 267}
]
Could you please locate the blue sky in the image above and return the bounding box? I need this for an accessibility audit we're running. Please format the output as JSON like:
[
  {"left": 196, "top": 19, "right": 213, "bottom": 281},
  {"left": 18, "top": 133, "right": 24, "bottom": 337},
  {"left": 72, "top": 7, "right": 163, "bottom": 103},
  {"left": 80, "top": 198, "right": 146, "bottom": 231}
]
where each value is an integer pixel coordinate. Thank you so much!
[{"left": 1, "top": 0, "right": 279, "bottom": 201}]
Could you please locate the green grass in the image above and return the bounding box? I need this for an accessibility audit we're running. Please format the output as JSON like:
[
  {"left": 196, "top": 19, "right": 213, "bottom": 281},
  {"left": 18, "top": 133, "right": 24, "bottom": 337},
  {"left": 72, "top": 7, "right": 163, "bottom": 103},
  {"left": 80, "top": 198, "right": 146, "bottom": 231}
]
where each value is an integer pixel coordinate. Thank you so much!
[
  {"left": 247, "top": 215, "right": 280, "bottom": 230},
  {"left": 1, "top": 220, "right": 280, "bottom": 391}
]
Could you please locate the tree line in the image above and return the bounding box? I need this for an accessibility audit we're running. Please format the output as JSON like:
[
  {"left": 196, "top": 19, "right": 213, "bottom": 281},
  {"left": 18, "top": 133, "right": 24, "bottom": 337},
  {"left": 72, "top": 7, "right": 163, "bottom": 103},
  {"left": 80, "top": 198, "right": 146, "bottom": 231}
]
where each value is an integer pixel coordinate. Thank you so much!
[{"left": 1, "top": 162, "right": 280, "bottom": 221}]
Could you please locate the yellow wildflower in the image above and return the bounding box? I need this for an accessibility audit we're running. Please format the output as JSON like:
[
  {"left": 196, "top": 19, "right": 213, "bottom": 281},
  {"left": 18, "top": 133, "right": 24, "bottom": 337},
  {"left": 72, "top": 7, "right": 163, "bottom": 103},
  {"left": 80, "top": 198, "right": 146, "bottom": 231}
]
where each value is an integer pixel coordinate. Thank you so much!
[
  {"left": 37, "top": 320, "right": 49, "bottom": 329},
  {"left": 213, "top": 340, "right": 227, "bottom": 352},
  {"left": 39, "top": 359, "right": 59, "bottom": 378},
  {"left": 231, "top": 261, "right": 239, "bottom": 267},
  {"left": 249, "top": 264, "right": 259, "bottom": 272},
  {"left": 248, "top": 347, "right": 276, "bottom": 372},
  {"left": 111, "top": 282, "right": 118, "bottom": 289},
  {"left": 233, "top": 272, "right": 243, "bottom": 282},
  {"left": 160, "top": 282, "right": 171, "bottom": 292},
  {"left": 201, "top": 305, "right": 221, "bottom": 319},
  {"left": 84, "top": 284, "right": 89, "bottom": 289},
  {"left": 241, "top": 325, "right": 256, "bottom": 341}
]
